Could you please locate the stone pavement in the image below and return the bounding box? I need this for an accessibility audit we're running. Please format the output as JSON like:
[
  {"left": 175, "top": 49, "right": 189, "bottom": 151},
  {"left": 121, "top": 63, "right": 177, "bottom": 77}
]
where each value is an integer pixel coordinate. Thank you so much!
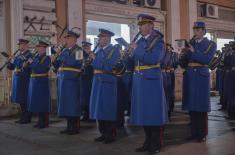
[{"left": 0, "top": 97, "right": 235, "bottom": 155}]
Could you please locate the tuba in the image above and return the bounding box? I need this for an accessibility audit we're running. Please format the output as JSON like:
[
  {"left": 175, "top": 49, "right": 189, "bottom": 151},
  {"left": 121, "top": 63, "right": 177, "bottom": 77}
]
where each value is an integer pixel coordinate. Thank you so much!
[{"left": 208, "top": 50, "right": 224, "bottom": 70}]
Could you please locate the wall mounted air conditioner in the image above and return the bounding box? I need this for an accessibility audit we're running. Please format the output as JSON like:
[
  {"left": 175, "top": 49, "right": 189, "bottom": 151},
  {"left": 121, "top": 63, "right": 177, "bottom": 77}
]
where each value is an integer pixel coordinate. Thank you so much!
[
  {"left": 144, "top": 0, "right": 161, "bottom": 9},
  {"left": 202, "top": 3, "right": 219, "bottom": 18}
]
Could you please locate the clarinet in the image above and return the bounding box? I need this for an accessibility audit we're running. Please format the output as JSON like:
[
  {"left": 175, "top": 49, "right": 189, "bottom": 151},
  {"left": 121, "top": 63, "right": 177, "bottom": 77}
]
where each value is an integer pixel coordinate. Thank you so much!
[
  {"left": 0, "top": 49, "right": 20, "bottom": 72},
  {"left": 124, "top": 32, "right": 141, "bottom": 57}
]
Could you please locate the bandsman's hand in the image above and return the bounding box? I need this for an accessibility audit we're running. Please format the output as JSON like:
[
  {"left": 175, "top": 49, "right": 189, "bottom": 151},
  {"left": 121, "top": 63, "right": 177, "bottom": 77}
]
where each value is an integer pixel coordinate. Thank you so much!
[
  {"left": 27, "top": 58, "right": 33, "bottom": 64},
  {"left": 129, "top": 42, "right": 137, "bottom": 50},
  {"left": 51, "top": 55, "right": 56, "bottom": 62},
  {"left": 189, "top": 45, "right": 195, "bottom": 52},
  {"left": 8, "top": 55, "right": 15, "bottom": 63},
  {"left": 22, "top": 61, "right": 28, "bottom": 68},
  {"left": 89, "top": 53, "right": 96, "bottom": 60}
]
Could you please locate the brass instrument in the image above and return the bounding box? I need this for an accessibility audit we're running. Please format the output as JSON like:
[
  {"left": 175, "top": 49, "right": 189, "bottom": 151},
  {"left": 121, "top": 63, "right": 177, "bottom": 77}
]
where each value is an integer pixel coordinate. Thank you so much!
[
  {"left": 209, "top": 50, "right": 224, "bottom": 70},
  {"left": 0, "top": 49, "right": 20, "bottom": 72}
]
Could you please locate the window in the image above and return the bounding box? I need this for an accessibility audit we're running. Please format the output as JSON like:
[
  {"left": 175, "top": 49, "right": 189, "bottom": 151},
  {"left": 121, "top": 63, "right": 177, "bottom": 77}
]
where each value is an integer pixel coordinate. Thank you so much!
[
  {"left": 217, "top": 38, "right": 233, "bottom": 51},
  {"left": 86, "top": 20, "right": 130, "bottom": 50}
]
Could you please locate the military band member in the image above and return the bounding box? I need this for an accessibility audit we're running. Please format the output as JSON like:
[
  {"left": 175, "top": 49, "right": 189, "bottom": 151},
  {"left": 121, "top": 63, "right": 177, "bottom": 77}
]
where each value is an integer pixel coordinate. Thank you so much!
[
  {"left": 220, "top": 44, "right": 230, "bottom": 111},
  {"left": 7, "top": 39, "right": 32, "bottom": 124},
  {"left": 52, "top": 30, "right": 83, "bottom": 135},
  {"left": 217, "top": 47, "right": 226, "bottom": 110},
  {"left": 161, "top": 45, "right": 171, "bottom": 118},
  {"left": 166, "top": 44, "right": 178, "bottom": 117},
  {"left": 130, "top": 14, "right": 168, "bottom": 154},
  {"left": 116, "top": 50, "right": 133, "bottom": 128},
  {"left": 227, "top": 41, "right": 235, "bottom": 119},
  {"left": 89, "top": 29, "right": 120, "bottom": 144},
  {"left": 182, "top": 21, "right": 216, "bottom": 142},
  {"left": 27, "top": 40, "right": 51, "bottom": 128},
  {"left": 121, "top": 55, "right": 133, "bottom": 118},
  {"left": 80, "top": 41, "right": 94, "bottom": 122}
]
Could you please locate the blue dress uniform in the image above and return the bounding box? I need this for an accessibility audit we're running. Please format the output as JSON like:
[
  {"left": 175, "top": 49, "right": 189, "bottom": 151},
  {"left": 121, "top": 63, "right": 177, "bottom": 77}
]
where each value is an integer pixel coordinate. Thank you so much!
[
  {"left": 28, "top": 41, "right": 51, "bottom": 128},
  {"left": 131, "top": 14, "right": 167, "bottom": 154},
  {"left": 182, "top": 21, "right": 216, "bottom": 141},
  {"left": 221, "top": 46, "right": 231, "bottom": 110},
  {"left": 7, "top": 39, "right": 32, "bottom": 124},
  {"left": 89, "top": 29, "right": 120, "bottom": 144},
  {"left": 215, "top": 64, "right": 223, "bottom": 96},
  {"left": 121, "top": 56, "right": 133, "bottom": 116},
  {"left": 80, "top": 41, "right": 93, "bottom": 121},
  {"left": 53, "top": 30, "right": 82, "bottom": 135},
  {"left": 116, "top": 54, "right": 133, "bottom": 127},
  {"left": 162, "top": 44, "right": 178, "bottom": 118},
  {"left": 218, "top": 48, "right": 227, "bottom": 110},
  {"left": 160, "top": 48, "right": 171, "bottom": 116},
  {"left": 169, "top": 50, "right": 178, "bottom": 115},
  {"left": 227, "top": 41, "right": 235, "bottom": 119}
]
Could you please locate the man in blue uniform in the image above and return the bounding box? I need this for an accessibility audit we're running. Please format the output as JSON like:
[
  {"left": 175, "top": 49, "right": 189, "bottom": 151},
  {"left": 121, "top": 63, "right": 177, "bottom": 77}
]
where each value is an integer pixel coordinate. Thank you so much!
[
  {"left": 7, "top": 39, "right": 32, "bottom": 124},
  {"left": 52, "top": 29, "right": 83, "bottom": 135},
  {"left": 27, "top": 40, "right": 51, "bottom": 128},
  {"left": 161, "top": 43, "right": 178, "bottom": 119},
  {"left": 227, "top": 41, "right": 235, "bottom": 119},
  {"left": 80, "top": 41, "right": 93, "bottom": 122},
  {"left": 166, "top": 44, "right": 178, "bottom": 118},
  {"left": 181, "top": 21, "right": 216, "bottom": 142},
  {"left": 221, "top": 44, "right": 231, "bottom": 111},
  {"left": 130, "top": 14, "right": 168, "bottom": 154},
  {"left": 89, "top": 29, "right": 120, "bottom": 144}
]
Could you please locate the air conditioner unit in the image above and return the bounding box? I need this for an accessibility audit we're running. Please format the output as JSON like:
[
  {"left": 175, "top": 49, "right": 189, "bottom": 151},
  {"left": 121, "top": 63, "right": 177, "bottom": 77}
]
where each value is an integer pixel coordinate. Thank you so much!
[
  {"left": 202, "top": 4, "right": 219, "bottom": 18},
  {"left": 144, "top": 0, "right": 161, "bottom": 9}
]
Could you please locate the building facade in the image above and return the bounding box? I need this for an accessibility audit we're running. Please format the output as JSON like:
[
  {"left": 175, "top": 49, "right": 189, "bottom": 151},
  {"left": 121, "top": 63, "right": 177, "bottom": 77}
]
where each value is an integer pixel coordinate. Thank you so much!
[{"left": 0, "top": 0, "right": 235, "bottom": 107}]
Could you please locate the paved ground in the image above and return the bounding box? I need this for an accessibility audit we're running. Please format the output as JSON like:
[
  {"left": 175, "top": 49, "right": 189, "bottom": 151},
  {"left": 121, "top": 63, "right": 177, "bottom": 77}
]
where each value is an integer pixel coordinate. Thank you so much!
[{"left": 0, "top": 96, "right": 235, "bottom": 155}]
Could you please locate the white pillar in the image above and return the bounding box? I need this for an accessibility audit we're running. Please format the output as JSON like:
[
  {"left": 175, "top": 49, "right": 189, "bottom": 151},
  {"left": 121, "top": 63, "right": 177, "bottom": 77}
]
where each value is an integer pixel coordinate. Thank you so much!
[
  {"left": 166, "top": 0, "right": 181, "bottom": 50},
  {"left": 10, "top": 0, "right": 23, "bottom": 53},
  {"left": 188, "top": 0, "right": 197, "bottom": 38},
  {"left": 67, "top": 0, "right": 84, "bottom": 43}
]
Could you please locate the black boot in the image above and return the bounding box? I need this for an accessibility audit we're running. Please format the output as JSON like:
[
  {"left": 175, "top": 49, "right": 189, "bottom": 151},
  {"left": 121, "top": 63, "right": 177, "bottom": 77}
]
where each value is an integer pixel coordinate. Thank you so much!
[
  {"left": 16, "top": 103, "right": 31, "bottom": 124},
  {"left": 38, "top": 113, "right": 49, "bottom": 129},
  {"left": 68, "top": 118, "right": 80, "bottom": 135},
  {"left": 136, "top": 126, "right": 151, "bottom": 152},
  {"left": 103, "top": 121, "right": 116, "bottom": 144},
  {"left": 148, "top": 126, "right": 162, "bottom": 154},
  {"left": 60, "top": 118, "right": 70, "bottom": 134}
]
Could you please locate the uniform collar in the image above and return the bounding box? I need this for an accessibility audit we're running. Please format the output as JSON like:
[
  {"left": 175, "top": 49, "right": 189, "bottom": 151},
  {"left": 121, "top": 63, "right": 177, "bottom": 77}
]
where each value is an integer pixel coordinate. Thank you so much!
[
  {"left": 196, "top": 37, "right": 205, "bottom": 43},
  {"left": 68, "top": 44, "right": 76, "bottom": 50},
  {"left": 100, "top": 43, "right": 111, "bottom": 51},
  {"left": 144, "top": 34, "right": 151, "bottom": 40}
]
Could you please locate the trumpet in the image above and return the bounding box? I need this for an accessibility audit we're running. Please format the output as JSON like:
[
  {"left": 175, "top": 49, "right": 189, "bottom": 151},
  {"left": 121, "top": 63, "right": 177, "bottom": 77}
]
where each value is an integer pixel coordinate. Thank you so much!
[{"left": 0, "top": 49, "right": 20, "bottom": 72}]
